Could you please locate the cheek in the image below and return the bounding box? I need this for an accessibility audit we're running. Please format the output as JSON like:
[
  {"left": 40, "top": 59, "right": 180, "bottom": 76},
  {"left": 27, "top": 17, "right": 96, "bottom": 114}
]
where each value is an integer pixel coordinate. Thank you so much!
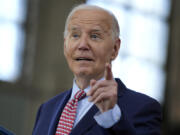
[
  {"left": 65, "top": 43, "right": 74, "bottom": 56},
  {"left": 97, "top": 47, "right": 112, "bottom": 62},
  {"left": 64, "top": 48, "right": 73, "bottom": 65}
]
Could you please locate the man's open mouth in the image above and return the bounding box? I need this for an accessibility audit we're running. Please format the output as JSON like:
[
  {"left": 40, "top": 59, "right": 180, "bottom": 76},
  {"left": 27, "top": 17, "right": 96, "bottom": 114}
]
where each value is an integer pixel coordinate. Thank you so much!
[{"left": 75, "top": 57, "right": 93, "bottom": 61}]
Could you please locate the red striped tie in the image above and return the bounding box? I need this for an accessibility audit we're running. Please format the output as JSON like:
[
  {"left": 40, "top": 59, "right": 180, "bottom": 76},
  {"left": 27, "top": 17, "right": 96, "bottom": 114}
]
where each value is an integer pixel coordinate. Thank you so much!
[{"left": 55, "top": 90, "right": 86, "bottom": 135}]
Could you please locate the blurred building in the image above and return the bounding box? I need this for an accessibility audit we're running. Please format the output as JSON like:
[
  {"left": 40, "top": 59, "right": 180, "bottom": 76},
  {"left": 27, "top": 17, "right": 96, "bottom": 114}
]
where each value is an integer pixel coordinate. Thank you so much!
[{"left": 0, "top": 0, "right": 180, "bottom": 135}]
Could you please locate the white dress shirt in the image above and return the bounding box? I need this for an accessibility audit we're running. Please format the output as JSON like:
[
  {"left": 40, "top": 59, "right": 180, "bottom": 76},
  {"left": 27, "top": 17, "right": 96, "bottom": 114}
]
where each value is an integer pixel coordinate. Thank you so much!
[{"left": 70, "top": 78, "right": 121, "bottom": 128}]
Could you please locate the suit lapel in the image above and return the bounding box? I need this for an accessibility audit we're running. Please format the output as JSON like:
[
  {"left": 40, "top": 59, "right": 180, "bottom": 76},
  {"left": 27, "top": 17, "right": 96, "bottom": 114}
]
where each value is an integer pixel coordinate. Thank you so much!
[
  {"left": 70, "top": 104, "right": 98, "bottom": 135},
  {"left": 48, "top": 90, "right": 72, "bottom": 135},
  {"left": 115, "top": 78, "right": 126, "bottom": 97}
]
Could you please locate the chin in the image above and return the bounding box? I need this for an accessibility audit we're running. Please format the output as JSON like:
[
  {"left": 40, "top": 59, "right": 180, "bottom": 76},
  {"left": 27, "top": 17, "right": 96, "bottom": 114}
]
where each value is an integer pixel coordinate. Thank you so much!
[
  {"left": 78, "top": 70, "right": 91, "bottom": 76},
  {"left": 74, "top": 69, "right": 92, "bottom": 78}
]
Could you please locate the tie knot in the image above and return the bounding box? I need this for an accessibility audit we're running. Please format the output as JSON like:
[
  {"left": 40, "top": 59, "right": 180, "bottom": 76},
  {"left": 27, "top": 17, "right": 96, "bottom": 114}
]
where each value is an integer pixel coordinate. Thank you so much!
[{"left": 74, "top": 89, "right": 86, "bottom": 101}]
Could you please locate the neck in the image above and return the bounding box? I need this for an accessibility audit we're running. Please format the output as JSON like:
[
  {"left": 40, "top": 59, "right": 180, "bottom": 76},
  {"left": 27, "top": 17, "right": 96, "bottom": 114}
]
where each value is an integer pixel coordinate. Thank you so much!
[
  {"left": 75, "top": 78, "right": 90, "bottom": 90},
  {"left": 75, "top": 74, "right": 104, "bottom": 89}
]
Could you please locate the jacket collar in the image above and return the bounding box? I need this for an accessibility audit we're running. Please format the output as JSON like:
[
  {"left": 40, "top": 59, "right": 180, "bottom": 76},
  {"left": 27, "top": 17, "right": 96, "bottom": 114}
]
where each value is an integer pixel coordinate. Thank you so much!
[
  {"left": 48, "top": 89, "right": 72, "bottom": 135},
  {"left": 115, "top": 78, "right": 126, "bottom": 97}
]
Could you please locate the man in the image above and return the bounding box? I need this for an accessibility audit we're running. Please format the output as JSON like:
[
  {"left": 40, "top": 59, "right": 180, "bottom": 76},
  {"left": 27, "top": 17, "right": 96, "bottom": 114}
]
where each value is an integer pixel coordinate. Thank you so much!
[{"left": 33, "top": 4, "right": 162, "bottom": 135}]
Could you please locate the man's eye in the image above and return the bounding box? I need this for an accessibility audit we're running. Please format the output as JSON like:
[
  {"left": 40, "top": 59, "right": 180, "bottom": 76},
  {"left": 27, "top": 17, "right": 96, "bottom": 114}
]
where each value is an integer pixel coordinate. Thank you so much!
[
  {"left": 72, "top": 34, "right": 79, "bottom": 38},
  {"left": 90, "top": 34, "right": 99, "bottom": 39}
]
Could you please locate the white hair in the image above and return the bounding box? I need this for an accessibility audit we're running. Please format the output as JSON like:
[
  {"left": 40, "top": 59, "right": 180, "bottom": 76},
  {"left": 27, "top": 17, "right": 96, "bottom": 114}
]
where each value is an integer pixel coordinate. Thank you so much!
[{"left": 64, "top": 4, "right": 120, "bottom": 39}]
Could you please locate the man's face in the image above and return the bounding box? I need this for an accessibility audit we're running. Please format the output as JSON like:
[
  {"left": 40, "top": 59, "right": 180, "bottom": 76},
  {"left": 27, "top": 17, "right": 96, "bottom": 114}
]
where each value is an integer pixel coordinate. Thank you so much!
[{"left": 64, "top": 9, "right": 120, "bottom": 80}]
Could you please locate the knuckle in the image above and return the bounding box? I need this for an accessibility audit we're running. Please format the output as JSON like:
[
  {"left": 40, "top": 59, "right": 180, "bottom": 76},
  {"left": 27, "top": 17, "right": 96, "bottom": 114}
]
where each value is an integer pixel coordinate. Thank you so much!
[
  {"left": 98, "top": 81, "right": 105, "bottom": 87},
  {"left": 100, "top": 93, "right": 105, "bottom": 100},
  {"left": 111, "top": 91, "right": 117, "bottom": 97}
]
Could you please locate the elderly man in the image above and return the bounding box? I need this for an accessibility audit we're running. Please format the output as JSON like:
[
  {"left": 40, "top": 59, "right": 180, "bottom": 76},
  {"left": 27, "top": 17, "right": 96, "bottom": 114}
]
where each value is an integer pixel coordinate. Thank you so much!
[{"left": 33, "top": 4, "right": 162, "bottom": 135}]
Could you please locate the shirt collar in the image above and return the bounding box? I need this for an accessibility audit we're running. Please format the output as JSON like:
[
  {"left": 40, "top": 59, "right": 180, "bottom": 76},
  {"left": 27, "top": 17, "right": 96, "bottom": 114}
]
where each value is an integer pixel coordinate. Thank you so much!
[{"left": 70, "top": 77, "right": 105, "bottom": 100}]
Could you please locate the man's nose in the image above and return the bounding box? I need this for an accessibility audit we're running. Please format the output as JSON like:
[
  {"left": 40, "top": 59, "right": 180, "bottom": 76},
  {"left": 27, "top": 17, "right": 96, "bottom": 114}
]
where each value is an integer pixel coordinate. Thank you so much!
[{"left": 78, "top": 35, "right": 90, "bottom": 50}]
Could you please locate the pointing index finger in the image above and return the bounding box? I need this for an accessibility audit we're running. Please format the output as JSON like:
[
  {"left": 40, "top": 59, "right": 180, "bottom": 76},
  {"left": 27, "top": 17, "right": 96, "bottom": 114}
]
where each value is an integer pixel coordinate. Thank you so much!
[{"left": 105, "top": 63, "right": 113, "bottom": 80}]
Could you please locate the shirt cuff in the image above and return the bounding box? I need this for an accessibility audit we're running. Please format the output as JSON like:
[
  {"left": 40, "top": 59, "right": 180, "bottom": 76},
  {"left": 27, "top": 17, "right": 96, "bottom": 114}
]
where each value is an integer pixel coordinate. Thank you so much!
[{"left": 93, "top": 104, "right": 121, "bottom": 128}]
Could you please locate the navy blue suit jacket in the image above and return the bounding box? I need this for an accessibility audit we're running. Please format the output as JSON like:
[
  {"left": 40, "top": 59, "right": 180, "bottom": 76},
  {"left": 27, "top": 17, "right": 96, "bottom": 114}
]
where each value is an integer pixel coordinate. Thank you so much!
[{"left": 32, "top": 78, "right": 162, "bottom": 135}]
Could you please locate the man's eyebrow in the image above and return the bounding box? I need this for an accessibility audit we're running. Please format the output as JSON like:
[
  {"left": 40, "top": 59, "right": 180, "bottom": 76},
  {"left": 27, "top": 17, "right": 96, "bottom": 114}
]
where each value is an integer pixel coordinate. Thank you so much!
[
  {"left": 91, "top": 29, "right": 101, "bottom": 32},
  {"left": 91, "top": 29, "right": 108, "bottom": 34},
  {"left": 70, "top": 26, "right": 80, "bottom": 31}
]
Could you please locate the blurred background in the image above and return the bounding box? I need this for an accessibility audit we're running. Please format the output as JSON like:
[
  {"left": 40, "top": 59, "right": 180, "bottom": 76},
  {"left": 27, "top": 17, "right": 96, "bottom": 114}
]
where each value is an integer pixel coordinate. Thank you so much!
[{"left": 0, "top": 0, "right": 179, "bottom": 134}]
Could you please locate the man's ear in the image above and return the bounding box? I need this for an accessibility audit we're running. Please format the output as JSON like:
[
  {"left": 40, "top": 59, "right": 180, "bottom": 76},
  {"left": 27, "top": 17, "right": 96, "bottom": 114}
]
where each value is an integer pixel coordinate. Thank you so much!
[
  {"left": 64, "top": 38, "right": 67, "bottom": 57},
  {"left": 111, "top": 38, "right": 121, "bottom": 61}
]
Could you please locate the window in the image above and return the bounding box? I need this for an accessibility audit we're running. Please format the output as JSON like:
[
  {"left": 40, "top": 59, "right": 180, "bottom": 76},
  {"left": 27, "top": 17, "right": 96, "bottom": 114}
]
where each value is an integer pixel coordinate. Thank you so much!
[
  {"left": 87, "top": 0, "right": 171, "bottom": 103},
  {"left": 0, "top": 0, "right": 26, "bottom": 82}
]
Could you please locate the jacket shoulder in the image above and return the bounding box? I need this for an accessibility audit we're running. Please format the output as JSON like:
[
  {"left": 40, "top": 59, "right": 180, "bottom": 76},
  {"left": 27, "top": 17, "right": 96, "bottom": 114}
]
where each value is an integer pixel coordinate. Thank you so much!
[
  {"left": 115, "top": 78, "right": 161, "bottom": 107},
  {"left": 125, "top": 88, "right": 161, "bottom": 107}
]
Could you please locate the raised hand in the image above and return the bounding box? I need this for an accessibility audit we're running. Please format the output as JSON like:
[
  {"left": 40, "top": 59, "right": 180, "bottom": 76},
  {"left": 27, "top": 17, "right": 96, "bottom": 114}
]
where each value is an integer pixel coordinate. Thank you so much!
[{"left": 87, "top": 63, "right": 118, "bottom": 113}]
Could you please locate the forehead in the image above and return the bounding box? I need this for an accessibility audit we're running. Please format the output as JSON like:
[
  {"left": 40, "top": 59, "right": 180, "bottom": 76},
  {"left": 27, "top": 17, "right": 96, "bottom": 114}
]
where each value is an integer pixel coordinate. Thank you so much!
[{"left": 68, "top": 9, "right": 113, "bottom": 32}]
